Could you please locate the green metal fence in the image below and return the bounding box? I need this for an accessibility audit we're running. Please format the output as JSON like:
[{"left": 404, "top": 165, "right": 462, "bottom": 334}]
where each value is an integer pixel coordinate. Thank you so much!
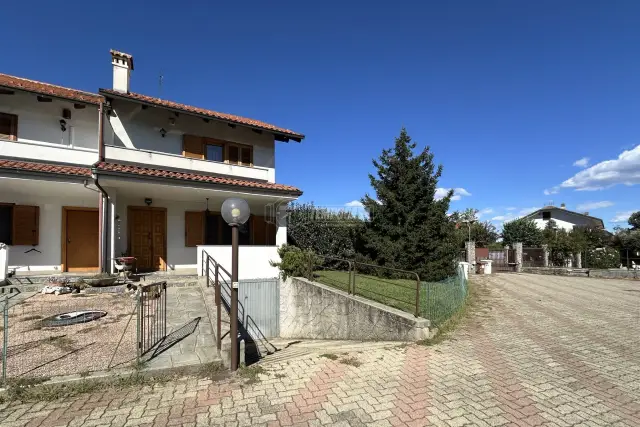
[{"left": 421, "top": 264, "right": 468, "bottom": 327}]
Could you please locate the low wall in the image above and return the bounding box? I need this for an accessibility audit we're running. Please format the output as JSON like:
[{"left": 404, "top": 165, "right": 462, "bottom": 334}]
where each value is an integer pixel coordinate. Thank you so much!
[
  {"left": 280, "top": 277, "right": 431, "bottom": 342},
  {"left": 522, "top": 267, "right": 639, "bottom": 280},
  {"left": 197, "top": 246, "right": 280, "bottom": 280}
]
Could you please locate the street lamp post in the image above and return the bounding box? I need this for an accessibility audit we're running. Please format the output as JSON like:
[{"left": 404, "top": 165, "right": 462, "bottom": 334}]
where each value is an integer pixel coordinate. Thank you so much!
[{"left": 221, "top": 198, "right": 250, "bottom": 371}]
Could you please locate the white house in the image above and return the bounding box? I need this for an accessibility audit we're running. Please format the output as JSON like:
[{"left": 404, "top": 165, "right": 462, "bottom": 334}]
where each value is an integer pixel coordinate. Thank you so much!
[
  {"left": 522, "top": 204, "right": 604, "bottom": 231},
  {"left": 0, "top": 50, "right": 304, "bottom": 279}
]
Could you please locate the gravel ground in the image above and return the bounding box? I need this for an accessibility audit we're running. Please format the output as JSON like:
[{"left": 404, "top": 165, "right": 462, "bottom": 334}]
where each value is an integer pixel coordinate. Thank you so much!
[{"left": 2, "top": 291, "right": 138, "bottom": 379}]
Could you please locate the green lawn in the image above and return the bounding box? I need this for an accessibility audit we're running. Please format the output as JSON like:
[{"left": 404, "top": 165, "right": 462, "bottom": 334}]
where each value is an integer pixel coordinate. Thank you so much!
[{"left": 312, "top": 269, "right": 467, "bottom": 325}]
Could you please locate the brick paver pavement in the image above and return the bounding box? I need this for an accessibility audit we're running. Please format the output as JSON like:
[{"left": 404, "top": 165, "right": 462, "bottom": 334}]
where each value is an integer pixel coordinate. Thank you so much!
[{"left": 1, "top": 273, "right": 639, "bottom": 426}]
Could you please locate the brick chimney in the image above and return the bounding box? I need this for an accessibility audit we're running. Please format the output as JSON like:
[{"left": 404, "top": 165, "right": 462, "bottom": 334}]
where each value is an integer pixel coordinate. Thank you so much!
[{"left": 110, "top": 50, "right": 134, "bottom": 93}]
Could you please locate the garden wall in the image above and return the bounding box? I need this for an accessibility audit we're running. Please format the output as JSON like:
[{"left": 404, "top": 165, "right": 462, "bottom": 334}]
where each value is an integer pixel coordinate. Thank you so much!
[
  {"left": 280, "top": 277, "right": 432, "bottom": 341},
  {"left": 521, "top": 267, "right": 639, "bottom": 280}
]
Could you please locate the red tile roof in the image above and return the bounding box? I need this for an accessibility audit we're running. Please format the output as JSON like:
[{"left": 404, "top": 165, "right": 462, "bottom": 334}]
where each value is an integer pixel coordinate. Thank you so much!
[
  {"left": 95, "top": 162, "right": 302, "bottom": 195},
  {"left": 0, "top": 159, "right": 92, "bottom": 177},
  {"left": 0, "top": 73, "right": 103, "bottom": 105},
  {"left": 100, "top": 89, "right": 304, "bottom": 139}
]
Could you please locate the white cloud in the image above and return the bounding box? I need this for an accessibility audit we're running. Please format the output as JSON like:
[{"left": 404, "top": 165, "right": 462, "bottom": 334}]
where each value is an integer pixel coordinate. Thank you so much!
[
  {"left": 559, "top": 144, "right": 640, "bottom": 191},
  {"left": 491, "top": 215, "right": 511, "bottom": 221},
  {"left": 345, "top": 200, "right": 363, "bottom": 207},
  {"left": 506, "top": 207, "right": 516, "bottom": 211},
  {"left": 435, "top": 187, "right": 471, "bottom": 201},
  {"left": 477, "top": 208, "right": 494, "bottom": 218},
  {"left": 543, "top": 187, "right": 559, "bottom": 196},
  {"left": 575, "top": 201, "right": 613, "bottom": 211},
  {"left": 573, "top": 157, "right": 590, "bottom": 168},
  {"left": 611, "top": 211, "right": 634, "bottom": 223}
]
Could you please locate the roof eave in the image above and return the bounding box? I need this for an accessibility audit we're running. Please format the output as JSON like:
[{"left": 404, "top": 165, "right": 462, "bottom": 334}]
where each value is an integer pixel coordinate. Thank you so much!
[
  {"left": 93, "top": 167, "right": 303, "bottom": 197},
  {"left": 99, "top": 89, "right": 304, "bottom": 142},
  {"left": 0, "top": 84, "right": 102, "bottom": 106}
]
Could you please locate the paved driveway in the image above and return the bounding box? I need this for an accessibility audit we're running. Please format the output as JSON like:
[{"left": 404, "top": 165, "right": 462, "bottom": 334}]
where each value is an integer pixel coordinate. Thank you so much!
[{"left": 1, "top": 273, "right": 639, "bottom": 426}]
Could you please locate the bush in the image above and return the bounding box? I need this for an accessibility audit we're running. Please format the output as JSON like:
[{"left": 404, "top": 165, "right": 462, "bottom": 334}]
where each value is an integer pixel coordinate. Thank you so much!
[
  {"left": 270, "top": 244, "right": 320, "bottom": 280},
  {"left": 585, "top": 247, "right": 619, "bottom": 269},
  {"left": 287, "top": 203, "right": 364, "bottom": 259}
]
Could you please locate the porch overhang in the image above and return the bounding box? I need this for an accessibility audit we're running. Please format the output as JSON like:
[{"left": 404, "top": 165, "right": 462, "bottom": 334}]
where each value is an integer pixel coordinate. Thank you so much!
[
  {"left": 0, "top": 159, "right": 92, "bottom": 184},
  {"left": 92, "top": 162, "right": 302, "bottom": 198}
]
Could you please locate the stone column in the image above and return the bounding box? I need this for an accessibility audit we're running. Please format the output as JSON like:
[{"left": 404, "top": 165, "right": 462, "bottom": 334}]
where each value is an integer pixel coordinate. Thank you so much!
[
  {"left": 542, "top": 244, "right": 549, "bottom": 267},
  {"left": 575, "top": 252, "right": 582, "bottom": 269},
  {"left": 465, "top": 241, "right": 476, "bottom": 274},
  {"left": 514, "top": 242, "right": 523, "bottom": 273}
]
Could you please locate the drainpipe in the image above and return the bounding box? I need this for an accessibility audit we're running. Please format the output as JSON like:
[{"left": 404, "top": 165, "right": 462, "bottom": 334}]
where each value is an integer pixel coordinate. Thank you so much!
[
  {"left": 97, "top": 102, "right": 105, "bottom": 272},
  {"left": 93, "top": 170, "right": 109, "bottom": 274}
]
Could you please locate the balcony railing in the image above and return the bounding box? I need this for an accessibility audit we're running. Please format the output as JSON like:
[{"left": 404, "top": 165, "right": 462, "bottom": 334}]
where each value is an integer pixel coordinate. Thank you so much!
[
  {"left": 105, "top": 145, "right": 270, "bottom": 181},
  {"left": 0, "top": 139, "right": 98, "bottom": 166}
]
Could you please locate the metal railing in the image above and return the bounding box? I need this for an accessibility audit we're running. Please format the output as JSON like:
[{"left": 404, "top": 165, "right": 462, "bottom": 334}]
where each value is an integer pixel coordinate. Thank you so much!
[
  {"left": 422, "top": 264, "right": 468, "bottom": 327},
  {"left": 137, "top": 281, "right": 167, "bottom": 358},
  {"left": 309, "top": 256, "right": 421, "bottom": 317}
]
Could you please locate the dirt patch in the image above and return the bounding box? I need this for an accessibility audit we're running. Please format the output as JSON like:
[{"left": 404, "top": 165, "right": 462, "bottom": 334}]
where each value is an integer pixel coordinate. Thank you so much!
[{"left": 3, "top": 292, "right": 137, "bottom": 379}]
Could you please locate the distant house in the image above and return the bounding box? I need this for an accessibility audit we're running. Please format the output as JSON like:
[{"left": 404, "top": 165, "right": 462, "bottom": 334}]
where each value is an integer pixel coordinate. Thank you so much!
[{"left": 522, "top": 204, "right": 604, "bottom": 231}]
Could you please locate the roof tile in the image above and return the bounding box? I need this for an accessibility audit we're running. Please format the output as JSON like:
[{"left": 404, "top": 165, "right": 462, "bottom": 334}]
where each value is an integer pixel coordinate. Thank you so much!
[
  {"left": 100, "top": 89, "right": 303, "bottom": 139},
  {"left": 0, "top": 159, "right": 92, "bottom": 176},
  {"left": 0, "top": 73, "right": 102, "bottom": 105},
  {"left": 96, "top": 162, "right": 302, "bottom": 195}
]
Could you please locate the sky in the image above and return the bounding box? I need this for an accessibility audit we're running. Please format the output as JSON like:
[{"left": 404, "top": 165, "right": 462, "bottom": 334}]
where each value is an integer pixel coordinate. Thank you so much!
[{"left": 2, "top": 0, "right": 640, "bottom": 230}]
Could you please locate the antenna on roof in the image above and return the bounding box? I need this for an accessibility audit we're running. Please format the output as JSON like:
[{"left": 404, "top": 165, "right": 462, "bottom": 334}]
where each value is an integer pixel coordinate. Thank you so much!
[{"left": 158, "top": 72, "right": 163, "bottom": 98}]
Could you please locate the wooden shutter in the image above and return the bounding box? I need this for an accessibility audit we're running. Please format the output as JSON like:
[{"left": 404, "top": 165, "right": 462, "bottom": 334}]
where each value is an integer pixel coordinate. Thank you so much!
[
  {"left": 252, "top": 215, "right": 266, "bottom": 245},
  {"left": 185, "top": 211, "right": 205, "bottom": 247},
  {"left": 12, "top": 205, "right": 39, "bottom": 245},
  {"left": 228, "top": 145, "right": 239, "bottom": 164},
  {"left": 0, "top": 113, "right": 18, "bottom": 141},
  {"left": 182, "top": 135, "right": 204, "bottom": 159},
  {"left": 240, "top": 146, "right": 252, "bottom": 166},
  {"left": 266, "top": 220, "right": 276, "bottom": 245}
]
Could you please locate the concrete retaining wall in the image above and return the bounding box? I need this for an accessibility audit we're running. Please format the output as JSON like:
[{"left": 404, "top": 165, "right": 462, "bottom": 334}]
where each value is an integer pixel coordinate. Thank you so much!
[
  {"left": 279, "top": 277, "right": 431, "bottom": 341},
  {"left": 522, "top": 267, "right": 639, "bottom": 280}
]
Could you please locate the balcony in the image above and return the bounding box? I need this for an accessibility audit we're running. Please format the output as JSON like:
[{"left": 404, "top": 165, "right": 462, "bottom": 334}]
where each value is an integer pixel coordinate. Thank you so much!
[
  {"left": 104, "top": 145, "right": 271, "bottom": 182},
  {"left": 0, "top": 139, "right": 98, "bottom": 165}
]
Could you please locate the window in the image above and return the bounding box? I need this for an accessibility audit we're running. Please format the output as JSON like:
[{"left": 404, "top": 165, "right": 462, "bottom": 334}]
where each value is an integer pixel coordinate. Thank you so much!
[
  {"left": 185, "top": 211, "right": 257, "bottom": 246},
  {"left": 205, "top": 143, "right": 224, "bottom": 162},
  {"left": 542, "top": 211, "right": 551, "bottom": 220},
  {"left": 0, "top": 204, "right": 39, "bottom": 246},
  {"left": 182, "top": 135, "right": 254, "bottom": 166},
  {"left": 0, "top": 112, "right": 18, "bottom": 141}
]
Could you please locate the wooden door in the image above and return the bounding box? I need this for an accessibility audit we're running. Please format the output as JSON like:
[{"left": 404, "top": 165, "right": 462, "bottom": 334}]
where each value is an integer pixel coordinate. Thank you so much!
[
  {"left": 65, "top": 209, "right": 99, "bottom": 272},
  {"left": 129, "top": 207, "right": 166, "bottom": 271},
  {"left": 151, "top": 209, "right": 167, "bottom": 270}
]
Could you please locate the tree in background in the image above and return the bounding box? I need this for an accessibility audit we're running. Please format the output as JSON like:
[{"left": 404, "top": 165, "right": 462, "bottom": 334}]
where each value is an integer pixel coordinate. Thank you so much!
[
  {"left": 501, "top": 217, "right": 543, "bottom": 247},
  {"left": 360, "top": 128, "right": 457, "bottom": 281},
  {"left": 287, "top": 202, "right": 364, "bottom": 259},
  {"left": 451, "top": 209, "right": 499, "bottom": 248},
  {"left": 570, "top": 225, "right": 612, "bottom": 249},
  {"left": 613, "top": 211, "right": 640, "bottom": 264},
  {"left": 628, "top": 211, "right": 640, "bottom": 230}
]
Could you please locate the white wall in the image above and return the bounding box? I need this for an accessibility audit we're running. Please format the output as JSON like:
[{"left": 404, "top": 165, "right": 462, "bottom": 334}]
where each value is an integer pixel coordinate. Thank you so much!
[
  {"left": 112, "top": 192, "right": 285, "bottom": 273},
  {"left": 197, "top": 246, "right": 280, "bottom": 280},
  {"left": 531, "top": 209, "right": 602, "bottom": 231},
  {"left": 104, "top": 98, "right": 276, "bottom": 181},
  {"left": 0, "top": 178, "right": 99, "bottom": 272},
  {"left": 112, "top": 193, "right": 205, "bottom": 271},
  {"left": 0, "top": 90, "right": 99, "bottom": 152}
]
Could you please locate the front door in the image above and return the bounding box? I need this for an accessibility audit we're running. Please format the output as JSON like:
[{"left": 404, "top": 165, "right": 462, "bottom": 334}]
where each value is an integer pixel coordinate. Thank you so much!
[
  {"left": 65, "top": 208, "right": 99, "bottom": 272},
  {"left": 129, "top": 207, "right": 167, "bottom": 271}
]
